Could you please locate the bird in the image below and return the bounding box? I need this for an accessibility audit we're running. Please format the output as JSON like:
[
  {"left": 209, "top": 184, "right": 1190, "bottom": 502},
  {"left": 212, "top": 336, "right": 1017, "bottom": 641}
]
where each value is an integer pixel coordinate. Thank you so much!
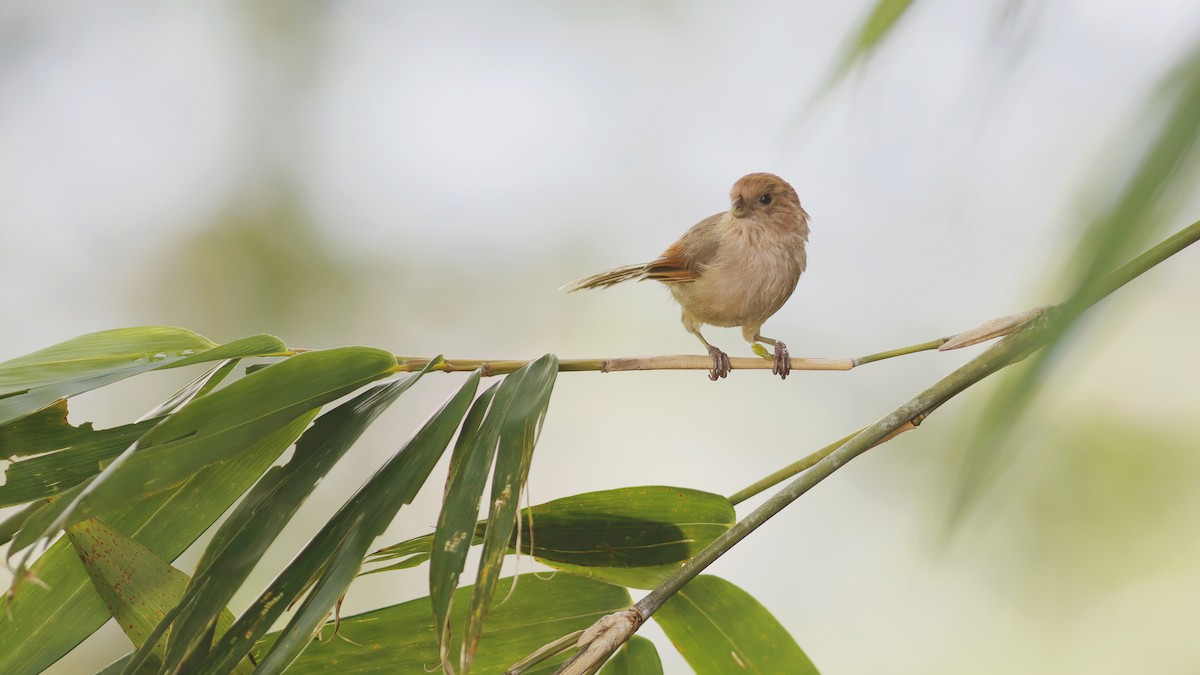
[{"left": 565, "top": 172, "right": 810, "bottom": 381}]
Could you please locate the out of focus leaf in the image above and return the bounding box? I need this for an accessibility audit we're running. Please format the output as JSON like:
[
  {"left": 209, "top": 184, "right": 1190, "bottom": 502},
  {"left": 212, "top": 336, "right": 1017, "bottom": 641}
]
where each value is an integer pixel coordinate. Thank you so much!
[
  {"left": 199, "top": 369, "right": 480, "bottom": 675},
  {"left": 598, "top": 636, "right": 663, "bottom": 675},
  {"left": 950, "top": 46, "right": 1200, "bottom": 526},
  {"left": 0, "top": 401, "right": 159, "bottom": 507},
  {"left": 462, "top": 355, "right": 558, "bottom": 672},
  {"left": 0, "top": 328, "right": 285, "bottom": 426},
  {"left": 8, "top": 347, "right": 395, "bottom": 559},
  {"left": 654, "top": 575, "right": 818, "bottom": 675},
  {"left": 0, "top": 413, "right": 315, "bottom": 675},
  {"left": 252, "top": 573, "right": 630, "bottom": 675},
  {"left": 65, "top": 518, "right": 250, "bottom": 674},
  {"left": 827, "top": 0, "right": 915, "bottom": 83},
  {"left": 146, "top": 369, "right": 432, "bottom": 672}
]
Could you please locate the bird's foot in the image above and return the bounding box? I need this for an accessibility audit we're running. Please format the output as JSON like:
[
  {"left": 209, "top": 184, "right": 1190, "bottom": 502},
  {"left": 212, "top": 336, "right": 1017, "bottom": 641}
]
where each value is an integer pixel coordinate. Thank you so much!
[
  {"left": 771, "top": 342, "right": 790, "bottom": 380},
  {"left": 706, "top": 345, "right": 731, "bottom": 381}
]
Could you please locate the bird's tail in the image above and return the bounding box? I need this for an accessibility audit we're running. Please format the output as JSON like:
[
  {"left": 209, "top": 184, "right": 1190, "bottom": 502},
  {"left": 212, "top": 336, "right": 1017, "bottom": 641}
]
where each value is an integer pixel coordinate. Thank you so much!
[{"left": 561, "top": 263, "right": 648, "bottom": 292}]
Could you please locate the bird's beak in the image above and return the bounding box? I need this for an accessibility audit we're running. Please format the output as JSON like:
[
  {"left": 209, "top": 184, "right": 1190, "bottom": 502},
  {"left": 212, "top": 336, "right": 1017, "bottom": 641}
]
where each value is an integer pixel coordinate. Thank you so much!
[{"left": 731, "top": 196, "right": 748, "bottom": 218}]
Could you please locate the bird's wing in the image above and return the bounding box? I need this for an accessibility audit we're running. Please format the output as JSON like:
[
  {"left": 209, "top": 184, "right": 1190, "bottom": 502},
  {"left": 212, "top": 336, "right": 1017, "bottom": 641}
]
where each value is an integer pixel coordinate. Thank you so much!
[{"left": 642, "top": 213, "right": 723, "bottom": 284}]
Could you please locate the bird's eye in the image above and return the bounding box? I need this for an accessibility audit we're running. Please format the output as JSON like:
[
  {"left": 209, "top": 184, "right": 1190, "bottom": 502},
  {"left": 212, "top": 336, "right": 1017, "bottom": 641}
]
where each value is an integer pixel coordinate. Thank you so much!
[{"left": 758, "top": 194, "right": 772, "bottom": 205}]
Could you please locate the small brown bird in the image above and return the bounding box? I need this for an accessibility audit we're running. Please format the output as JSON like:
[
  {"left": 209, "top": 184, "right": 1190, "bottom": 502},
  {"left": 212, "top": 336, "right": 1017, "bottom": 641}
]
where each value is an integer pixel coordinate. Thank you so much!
[{"left": 566, "top": 173, "right": 810, "bottom": 380}]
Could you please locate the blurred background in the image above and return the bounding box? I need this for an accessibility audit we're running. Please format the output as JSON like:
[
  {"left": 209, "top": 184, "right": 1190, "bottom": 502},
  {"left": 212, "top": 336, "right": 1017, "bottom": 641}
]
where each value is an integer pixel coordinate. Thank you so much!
[{"left": 2, "top": 1, "right": 1200, "bottom": 673}]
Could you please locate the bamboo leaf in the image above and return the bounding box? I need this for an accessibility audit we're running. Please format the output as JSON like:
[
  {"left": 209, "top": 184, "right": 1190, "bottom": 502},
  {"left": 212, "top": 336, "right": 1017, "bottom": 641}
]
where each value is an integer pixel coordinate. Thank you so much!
[
  {"left": 429, "top": 382, "right": 501, "bottom": 670},
  {"left": 146, "top": 368, "right": 433, "bottom": 672},
  {"left": 9, "top": 347, "right": 395, "bottom": 558},
  {"left": 139, "top": 358, "right": 240, "bottom": 420},
  {"left": 520, "top": 486, "right": 734, "bottom": 568},
  {"left": 198, "top": 369, "right": 480, "bottom": 675},
  {"left": 654, "top": 575, "right": 818, "bottom": 675},
  {"left": 0, "top": 401, "right": 159, "bottom": 507},
  {"left": 0, "top": 327, "right": 215, "bottom": 395},
  {"left": 463, "top": 354, "right": 558, "bottom": 671},
  {"left": 365, "top": 486, "right": 734, "bottom": 590},
  {"left": 0, "top": 328, "right": 285, "bottom": 426},
  {"left": 0, "top": 360, "right": 239, "bottom": 509},
  {"left": 359, "top": 531, "right": 443, "bottom": 574},
  {"left": 5, "top": 477, "right": 93, "bottom": 570},
  {"left": 598, "top": 636, "right": 663, "bottom": 675},
  {"left": 65, "top": 518, "right": 251, "bottom": 674},
  {"left": 252, "top": 573, "right": 630, "bottom": 675},
  {"left": 0, "top": 500, "right": 46, "bottom": 548},
  {"left": 155, "top": 334, "right": 286, "bottom": 370},
  {"left": 0, "top": 413, "right": 315, "bottom": 675}
]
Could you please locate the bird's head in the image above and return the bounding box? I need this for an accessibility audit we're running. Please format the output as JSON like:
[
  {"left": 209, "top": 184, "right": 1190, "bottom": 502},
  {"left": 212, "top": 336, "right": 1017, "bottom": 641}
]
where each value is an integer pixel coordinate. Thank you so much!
[{"left": 729, "top": 173, "right": 807, "bottom": 228}]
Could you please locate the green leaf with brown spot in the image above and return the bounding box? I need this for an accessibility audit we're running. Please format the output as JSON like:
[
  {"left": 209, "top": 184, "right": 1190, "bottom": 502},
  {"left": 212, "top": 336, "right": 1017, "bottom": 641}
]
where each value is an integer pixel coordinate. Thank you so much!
[{"left": 66, "top": 518, "right": 250, "bottom": 673}]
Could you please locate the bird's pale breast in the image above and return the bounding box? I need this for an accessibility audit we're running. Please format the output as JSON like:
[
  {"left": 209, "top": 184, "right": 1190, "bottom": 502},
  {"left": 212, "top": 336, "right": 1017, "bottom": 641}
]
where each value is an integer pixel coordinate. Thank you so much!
[{"left": 669, "top": 220, "right": 806, "bottom": 329}]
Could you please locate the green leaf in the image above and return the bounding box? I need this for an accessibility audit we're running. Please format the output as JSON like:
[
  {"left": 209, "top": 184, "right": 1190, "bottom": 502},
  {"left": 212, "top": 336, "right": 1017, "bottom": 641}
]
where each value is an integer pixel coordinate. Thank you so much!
[
  {"left": 0, "top": 400, "right": 159, "bottom": 507},
  {"left": 359, "top": 531, "right": 443, "bottom": 573},
  {"left": 0, "top": 412, "right": 316, "bottom": 675},
  {"left": 199, "top": 370, "right": 481, "bottom": 675},
  {"left": 0, "top": 500, "right": 47, "bottom": 548},
  {"left": 65, "top": 518, "right": 250, "bottom": 673},
  {"left": 6, "top": 478, "right": 94, "bottom": 571},
  {"left": 654, "top": 575, "right": 817, "bottom": 675},
  {"left": 429, "top": 382, "right": 500, "bottom": 668},
  {"left": 521, "top": 486, "right": 734, "bottom": 569},
  {"left": 140, "top": 358, "right": 241, "bottom": 420},
  {"left": 598, "top": 636, "right": 663, "bottom": 675},
  {"left": 0, "top": 327, "right": 215, "bottom": 396},
  {"left": 252, "top": 573, "right": 630, "bottom": 675},
  {"left": 11, "top": 347, "right": 395, "bottom": 555},
  {"left": 155, "top": 334, "right": 287, "bottom": 370},
  {"left": 149, "top": 369, "right": 432, "bottom": 672},
  {"left": 464, "top": 354, "right": 558, "bottom": 671},
  {"left": 0, "top": 328, "right": 286, "bottom": 426},
  {"left": 364, "top": 486, "right": 735, "bottom": 590}
]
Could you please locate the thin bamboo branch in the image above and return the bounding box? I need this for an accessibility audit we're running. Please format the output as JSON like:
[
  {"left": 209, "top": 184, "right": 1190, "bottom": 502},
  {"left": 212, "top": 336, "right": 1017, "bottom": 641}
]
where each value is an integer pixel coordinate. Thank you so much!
[
  {"left": 727, "top": 417, "right": 924, "bottom": 506},
  {"left": 391, "top": 355, "right": 854, "bottom": 376},
  {"left": 284, "top": 312, "right": 1035, "bottom": 379},
  {"left": 383, "top": 336, "right": 954, "bottom": 377},
  {"left": 528, "top": 216, "right": 1200, "bottom": 674}
]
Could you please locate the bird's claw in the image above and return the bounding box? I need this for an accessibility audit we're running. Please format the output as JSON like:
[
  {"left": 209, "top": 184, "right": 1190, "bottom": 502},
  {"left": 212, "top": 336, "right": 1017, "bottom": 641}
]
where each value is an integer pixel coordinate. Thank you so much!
[
  {"left": 772, "top": 342, "right": 790, "bottom": 380},
  {"left": 707, "top": 346, "right": 731, "bottom": 381}
]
